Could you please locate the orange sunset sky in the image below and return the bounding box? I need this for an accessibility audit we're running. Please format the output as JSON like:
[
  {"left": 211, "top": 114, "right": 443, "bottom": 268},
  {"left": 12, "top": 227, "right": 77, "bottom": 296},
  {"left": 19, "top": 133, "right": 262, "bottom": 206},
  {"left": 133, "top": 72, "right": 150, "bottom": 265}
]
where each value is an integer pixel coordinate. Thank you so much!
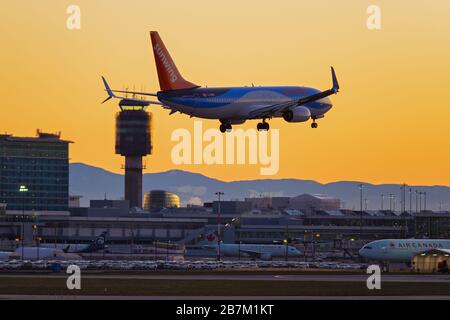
[{"left": 1, "top": 0, "right": 449, "bottom": 185}]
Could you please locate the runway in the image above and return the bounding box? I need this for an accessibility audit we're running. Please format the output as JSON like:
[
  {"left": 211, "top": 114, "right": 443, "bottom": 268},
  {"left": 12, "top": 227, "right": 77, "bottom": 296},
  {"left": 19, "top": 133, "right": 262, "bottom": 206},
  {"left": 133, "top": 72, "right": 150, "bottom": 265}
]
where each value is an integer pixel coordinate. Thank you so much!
[{"left": 1, "top": 273, "right": 449, "bottom": 283}]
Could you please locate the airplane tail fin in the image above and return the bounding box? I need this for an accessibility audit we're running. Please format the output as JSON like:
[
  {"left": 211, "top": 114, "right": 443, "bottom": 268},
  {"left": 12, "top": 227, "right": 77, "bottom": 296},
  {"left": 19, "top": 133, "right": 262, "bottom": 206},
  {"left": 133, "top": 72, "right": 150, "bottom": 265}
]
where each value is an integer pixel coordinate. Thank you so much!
[
  {"left": 331, "top": 66, "right": 339, "bottom": 93},
  {"left": 95, "top": 231, "right": 107, "bottom": 247},
  {"left": 150, "top": 31, "right": 199, "bottom": 91}
]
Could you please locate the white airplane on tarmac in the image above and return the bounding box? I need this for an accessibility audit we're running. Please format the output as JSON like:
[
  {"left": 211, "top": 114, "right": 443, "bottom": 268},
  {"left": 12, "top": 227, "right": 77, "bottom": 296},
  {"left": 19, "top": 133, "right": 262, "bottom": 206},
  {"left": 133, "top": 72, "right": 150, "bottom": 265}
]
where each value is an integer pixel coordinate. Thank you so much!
[{"left": 201, "top": 231, "right": 301, "bottom": 260}]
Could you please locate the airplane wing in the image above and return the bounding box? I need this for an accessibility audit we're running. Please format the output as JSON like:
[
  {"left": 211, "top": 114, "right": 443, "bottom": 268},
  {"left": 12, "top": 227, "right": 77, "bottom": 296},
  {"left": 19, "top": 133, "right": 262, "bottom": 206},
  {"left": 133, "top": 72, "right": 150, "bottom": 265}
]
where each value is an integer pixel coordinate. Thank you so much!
[
  {"left": 101, "top": 76, "right": 163, "bottom": 106},
  {"left": 248, "top": 67, "right": 339, "bottom": 119}
]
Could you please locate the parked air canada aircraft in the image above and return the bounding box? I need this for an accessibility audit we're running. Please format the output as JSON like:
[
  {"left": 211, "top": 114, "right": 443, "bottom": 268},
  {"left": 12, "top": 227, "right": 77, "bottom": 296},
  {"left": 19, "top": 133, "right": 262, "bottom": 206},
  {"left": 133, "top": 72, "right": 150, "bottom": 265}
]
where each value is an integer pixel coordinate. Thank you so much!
[
  {"left": 102, "top": 31, "right": 340, "bottom": 132},
  {"left": 359, "top": 239, "right": 450, "bottom": 263},
  {"left": 201, "top": 231, "right": 301, "bottom": 260}
]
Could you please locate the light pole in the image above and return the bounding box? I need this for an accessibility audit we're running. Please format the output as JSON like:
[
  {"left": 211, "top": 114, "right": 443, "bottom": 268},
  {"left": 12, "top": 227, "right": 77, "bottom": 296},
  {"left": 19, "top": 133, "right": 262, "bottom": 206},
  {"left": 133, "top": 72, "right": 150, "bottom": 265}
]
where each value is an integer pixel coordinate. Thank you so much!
[
  {"left": 400, "top": 184, "right": 407, "bottom": 213},
  {"left": 419, "top": 192, "right": 423, "bottom": 212},
  {"left": 238, "top": 241, "right": 241, "bottom": 261},
  {"left": 358, "top": 184, "right": 364, "bottom": 240},
  {"left": 423, "top": 192, "right": 427, "bottom": 211},
  {"left": 19, "top": 185, "right": 28, "bottom": 261},
  {"left": 32, "top": 224, "right": 39, "bottom": 260},
  {"left": 409, "top": 188, "right": 412, "bottom": 213},
  {"left": 284, "top": 239, "right": 288, "bottom": 262},
  {"left": 215, "top": 192, "right": 224, "bottom": 261},
  {"left": 381, "top": 194, "right": 384, "bottom": 211},
  {"left": 166, "top": 240, "right": 170, "bottom": 261},
  {"left": 359, "top": 184, "right": 363, "bottom": 212},
  {"left": 415, "top": 190, "right": 419, "bottom": 212}
]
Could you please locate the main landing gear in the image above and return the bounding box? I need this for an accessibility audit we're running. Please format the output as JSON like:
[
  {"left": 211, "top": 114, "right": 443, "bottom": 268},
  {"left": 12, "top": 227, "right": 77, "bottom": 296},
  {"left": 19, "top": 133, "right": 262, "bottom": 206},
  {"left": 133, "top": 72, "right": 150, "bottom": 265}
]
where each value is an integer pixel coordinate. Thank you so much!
[
  {"left": 311, "top": 118, "right": 318, "bottom": 129},
  {"left": 257, "top": 119, "right": 270, "bottom": 131},
  {"left": 219, "top": 123, "right": 232, "bottom": 133}
]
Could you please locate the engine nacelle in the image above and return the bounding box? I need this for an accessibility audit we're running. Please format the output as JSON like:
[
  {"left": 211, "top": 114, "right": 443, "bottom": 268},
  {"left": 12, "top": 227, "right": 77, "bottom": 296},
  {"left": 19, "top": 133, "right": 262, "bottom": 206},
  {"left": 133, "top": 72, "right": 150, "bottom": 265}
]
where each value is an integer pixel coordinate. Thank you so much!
[{"left": 283, "top": 106, "right": 311, "bottom": 123}]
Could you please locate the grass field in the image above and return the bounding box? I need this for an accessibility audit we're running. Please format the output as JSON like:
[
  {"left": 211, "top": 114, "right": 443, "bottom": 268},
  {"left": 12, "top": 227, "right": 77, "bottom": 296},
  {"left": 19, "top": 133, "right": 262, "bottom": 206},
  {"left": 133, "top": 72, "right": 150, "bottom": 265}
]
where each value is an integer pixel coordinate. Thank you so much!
[{"left": 1, "top": 277, "right": 450, "bottom": 296}]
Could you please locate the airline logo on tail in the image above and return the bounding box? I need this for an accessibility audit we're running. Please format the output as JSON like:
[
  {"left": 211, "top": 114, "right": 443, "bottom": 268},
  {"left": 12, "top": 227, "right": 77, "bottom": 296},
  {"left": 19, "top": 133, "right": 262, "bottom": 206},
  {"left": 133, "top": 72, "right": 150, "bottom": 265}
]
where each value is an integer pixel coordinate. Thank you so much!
[
  {"left": 153, "top": 43, "right": 178, "bottom": 83},
  {"left": 206, "top": 233, "right": 217, "bottom": 242},
  {"left": 150, "top": 31, "right": 198, "bottom": 91}
]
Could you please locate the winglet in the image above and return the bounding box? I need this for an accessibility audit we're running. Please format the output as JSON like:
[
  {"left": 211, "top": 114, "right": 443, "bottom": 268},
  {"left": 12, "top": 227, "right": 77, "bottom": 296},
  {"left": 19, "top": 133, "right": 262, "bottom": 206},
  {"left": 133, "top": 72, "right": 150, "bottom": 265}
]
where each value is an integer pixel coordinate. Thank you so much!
[
  {"left": 331, "top": 67, "right": 339, "bottom": 93},
  {"left": 101, "top": 76, "right": 116, "bottom": 103}
]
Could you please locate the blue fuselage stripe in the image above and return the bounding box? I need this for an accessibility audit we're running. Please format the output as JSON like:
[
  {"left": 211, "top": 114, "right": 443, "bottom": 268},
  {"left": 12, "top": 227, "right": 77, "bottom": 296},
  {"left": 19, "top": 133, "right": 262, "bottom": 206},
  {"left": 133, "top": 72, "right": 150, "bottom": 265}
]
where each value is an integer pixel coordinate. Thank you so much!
[{"left": 158, "top": 86, "right": 331, "bottom": 110}]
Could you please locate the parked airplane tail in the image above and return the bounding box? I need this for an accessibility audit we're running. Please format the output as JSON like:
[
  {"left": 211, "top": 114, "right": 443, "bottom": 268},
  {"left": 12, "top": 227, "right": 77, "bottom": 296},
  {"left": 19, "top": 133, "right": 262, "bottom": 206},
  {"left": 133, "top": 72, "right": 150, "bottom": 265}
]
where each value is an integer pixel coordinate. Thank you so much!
[
  {"left": 196, "top": 230, "right": 219, "bottom": 245},
  {"left": 150, "top": 31, "right": 199, "bottom": 91},
  {"left": 81, "top": 231, "right": 108, "bottom": 253}
]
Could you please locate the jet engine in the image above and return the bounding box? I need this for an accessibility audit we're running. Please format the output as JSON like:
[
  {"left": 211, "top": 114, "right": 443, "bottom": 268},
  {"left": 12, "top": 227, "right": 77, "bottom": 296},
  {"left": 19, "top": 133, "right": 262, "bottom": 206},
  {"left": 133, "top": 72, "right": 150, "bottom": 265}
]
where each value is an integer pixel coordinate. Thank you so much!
[{"left": 282, "top": 106, "right": 311, "bottom": 123}]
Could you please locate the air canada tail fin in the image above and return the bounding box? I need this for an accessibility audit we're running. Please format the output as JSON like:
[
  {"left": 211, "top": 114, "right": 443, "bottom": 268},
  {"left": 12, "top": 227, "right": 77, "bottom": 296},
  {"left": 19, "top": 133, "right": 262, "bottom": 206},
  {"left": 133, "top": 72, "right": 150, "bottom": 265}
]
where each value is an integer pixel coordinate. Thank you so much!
[{"left": 150, "top": 31, "right": 199, "bottom": 91}]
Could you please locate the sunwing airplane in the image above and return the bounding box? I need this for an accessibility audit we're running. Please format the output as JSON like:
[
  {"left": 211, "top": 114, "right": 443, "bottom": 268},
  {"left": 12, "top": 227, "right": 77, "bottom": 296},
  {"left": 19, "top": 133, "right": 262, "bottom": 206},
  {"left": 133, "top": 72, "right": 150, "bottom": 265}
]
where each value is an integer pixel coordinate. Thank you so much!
[
  {"left": 102, "top": 31, "right": 340, "bottom": 132},
  {"left": 359, "top": 239, "right": 450, "bottom": 263},
  {"left": 40, "top": 231, "right": 108, "bottom": 254},
  {"left": 201, "top": 231, "right": 301, "bottom": 260}
]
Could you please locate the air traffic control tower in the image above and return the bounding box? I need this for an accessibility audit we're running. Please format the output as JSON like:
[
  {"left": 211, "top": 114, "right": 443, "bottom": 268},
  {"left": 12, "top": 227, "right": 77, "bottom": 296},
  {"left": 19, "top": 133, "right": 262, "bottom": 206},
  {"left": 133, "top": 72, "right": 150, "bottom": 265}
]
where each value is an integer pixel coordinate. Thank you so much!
[{"left": 115, "top": 105, "right": 152, "bottom": 208}]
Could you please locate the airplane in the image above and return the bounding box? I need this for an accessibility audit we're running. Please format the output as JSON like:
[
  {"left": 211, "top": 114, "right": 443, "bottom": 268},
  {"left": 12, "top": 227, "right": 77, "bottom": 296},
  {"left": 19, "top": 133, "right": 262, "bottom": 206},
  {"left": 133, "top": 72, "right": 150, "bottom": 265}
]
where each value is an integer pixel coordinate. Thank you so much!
[
  {"left": 40, "top": 231, "right": 108, "bottom": 254},
  {"left": 0, "top": 247, "right": 81, "bottom": 261},
  {"left": 101, "top": 31, "right": 340, "bottom": 133},
  {"left": 0, "top": 251, "right": 19, "bottom": 261},
  {"left": 201, "top": 231, "right": 301, "bottom": 260},
  {"left": 15, "top": 247, "right": 82, "bottom": 260},
  {"left": 359, "top": 239, "right": 450, "bottom": 263}
]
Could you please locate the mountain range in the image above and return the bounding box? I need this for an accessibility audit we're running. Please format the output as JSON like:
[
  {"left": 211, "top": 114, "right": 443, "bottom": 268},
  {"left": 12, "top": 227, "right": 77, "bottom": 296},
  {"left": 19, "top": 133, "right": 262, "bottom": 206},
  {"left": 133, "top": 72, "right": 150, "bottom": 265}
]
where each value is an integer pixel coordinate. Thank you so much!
[{"left": 69, "top": 163, "right": 450, "bottom": 211}]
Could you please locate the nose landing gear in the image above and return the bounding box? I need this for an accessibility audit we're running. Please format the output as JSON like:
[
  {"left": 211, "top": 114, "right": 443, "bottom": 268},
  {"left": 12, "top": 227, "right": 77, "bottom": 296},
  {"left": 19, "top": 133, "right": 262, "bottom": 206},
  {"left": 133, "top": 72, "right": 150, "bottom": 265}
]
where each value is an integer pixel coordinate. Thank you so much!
[{"left": 257, "top": 119, "right": 270, "bottom": 131}]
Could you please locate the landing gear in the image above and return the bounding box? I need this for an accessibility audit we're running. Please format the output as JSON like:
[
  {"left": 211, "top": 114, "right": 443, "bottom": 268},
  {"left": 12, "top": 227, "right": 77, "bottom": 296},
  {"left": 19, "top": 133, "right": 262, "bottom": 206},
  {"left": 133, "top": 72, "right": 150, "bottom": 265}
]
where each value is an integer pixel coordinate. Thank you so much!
[
  {"left": 219, "top": 123, "right": 232, "bottom": 133},
  {"left": 311, "top": 122, "right": 318, "bottom": 129},
  {"left": 257, "top": 120, "right": 270, "bottom": 131}
]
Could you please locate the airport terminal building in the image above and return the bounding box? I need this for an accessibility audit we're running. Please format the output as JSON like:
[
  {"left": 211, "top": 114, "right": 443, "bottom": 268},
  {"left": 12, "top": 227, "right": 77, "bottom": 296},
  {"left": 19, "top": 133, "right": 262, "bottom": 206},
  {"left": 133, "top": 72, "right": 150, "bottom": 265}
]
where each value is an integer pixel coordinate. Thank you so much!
[{"left": 0, "top": 131, "right": 71, "bottom": 213}]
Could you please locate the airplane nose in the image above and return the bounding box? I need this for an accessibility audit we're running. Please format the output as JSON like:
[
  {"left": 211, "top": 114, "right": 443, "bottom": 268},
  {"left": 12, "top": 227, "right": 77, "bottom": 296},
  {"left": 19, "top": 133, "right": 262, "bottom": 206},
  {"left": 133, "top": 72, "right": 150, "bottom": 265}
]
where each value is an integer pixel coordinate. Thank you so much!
[{"left": 358, "top": 248, "right": 365, "bottom": 257}]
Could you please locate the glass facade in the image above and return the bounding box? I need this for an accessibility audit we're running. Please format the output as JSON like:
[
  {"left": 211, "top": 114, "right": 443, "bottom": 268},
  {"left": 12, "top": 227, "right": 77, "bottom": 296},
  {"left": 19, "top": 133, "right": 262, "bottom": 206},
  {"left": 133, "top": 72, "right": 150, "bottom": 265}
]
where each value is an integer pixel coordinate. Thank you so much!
[{"left": 0, "top": 134, "right": 70, "bottom": 211}]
